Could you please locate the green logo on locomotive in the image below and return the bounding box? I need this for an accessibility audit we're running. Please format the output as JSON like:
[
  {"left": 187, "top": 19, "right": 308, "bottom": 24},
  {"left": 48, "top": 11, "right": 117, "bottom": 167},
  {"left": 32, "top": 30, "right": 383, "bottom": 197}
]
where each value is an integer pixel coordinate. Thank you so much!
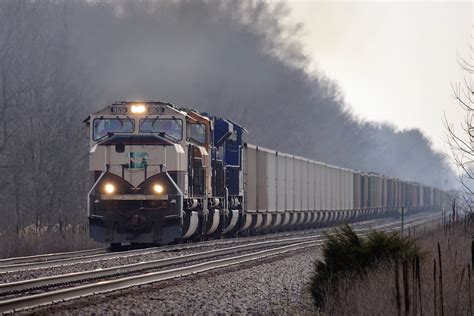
[{"left": 128, "top": 152, "right": 149, "bottom": 169}]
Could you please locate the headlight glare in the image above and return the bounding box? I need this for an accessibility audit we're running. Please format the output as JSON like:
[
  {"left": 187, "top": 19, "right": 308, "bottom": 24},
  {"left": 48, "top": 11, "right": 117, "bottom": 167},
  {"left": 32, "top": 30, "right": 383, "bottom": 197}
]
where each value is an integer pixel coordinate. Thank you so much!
[
  {"left": 104, "top": 183, "right": 115, "bottom": 194},
  {"left": 153, "top": 184, "right": 164, "bottom": 194},
  {"left": 130, "top": 104, "right": 146, "bottom": 114}
]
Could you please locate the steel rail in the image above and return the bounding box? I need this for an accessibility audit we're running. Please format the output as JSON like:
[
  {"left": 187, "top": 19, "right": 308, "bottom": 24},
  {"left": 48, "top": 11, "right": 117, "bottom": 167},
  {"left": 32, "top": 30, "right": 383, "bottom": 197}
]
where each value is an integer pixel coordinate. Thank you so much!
[
  {"left": 0, "top": 212, "right": 440, "bottom": 296},
  {"left": 0, "top": 211, "right": 424, "bottom": 269},
  {"left": 0, "top": 219, "right": 380, "bottom": 273},
  {"left": 0, "top": 211, "right": 439, "bottom": 274},
  {"left": 0, "top": 212, "right": 441, "bottom": 314},
  {"left": 0, "top": 239, "right": 249, "bottom": 273},
  {"left": 0, "top": 211, "right": 437, "bottom": 271},
  {"left": 0, "top": 240, "right": 321, "bottom": 314},
  {"left": 0, "top": 235, "right": 327, "bottom": 296},
  {"left": 0, "top": 248, "right": 109, "bottom": 267}
]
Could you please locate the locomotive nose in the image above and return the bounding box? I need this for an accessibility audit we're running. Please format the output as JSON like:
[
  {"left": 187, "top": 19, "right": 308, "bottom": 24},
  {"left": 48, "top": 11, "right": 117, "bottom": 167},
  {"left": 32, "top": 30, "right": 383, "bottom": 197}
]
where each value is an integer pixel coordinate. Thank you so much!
[{"left": 129, "top": 214, "right": 146, "bottom": 232}]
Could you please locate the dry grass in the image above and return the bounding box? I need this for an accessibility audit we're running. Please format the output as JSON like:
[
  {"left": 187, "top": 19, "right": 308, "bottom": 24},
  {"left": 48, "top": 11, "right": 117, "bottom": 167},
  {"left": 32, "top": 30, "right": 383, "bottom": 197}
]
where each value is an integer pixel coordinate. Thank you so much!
[
  {"left": 321, "top": 217, "right": 473, "bottom": 315},
  {"left": 0, "top": 226, "right": 102, "bottom": 258}
]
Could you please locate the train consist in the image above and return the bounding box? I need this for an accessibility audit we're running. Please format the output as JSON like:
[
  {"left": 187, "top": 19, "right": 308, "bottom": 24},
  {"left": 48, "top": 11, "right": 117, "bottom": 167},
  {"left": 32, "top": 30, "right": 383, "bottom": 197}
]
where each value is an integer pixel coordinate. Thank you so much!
[{"left": 85, "top": 101, "right": 447, "bottom": 247}]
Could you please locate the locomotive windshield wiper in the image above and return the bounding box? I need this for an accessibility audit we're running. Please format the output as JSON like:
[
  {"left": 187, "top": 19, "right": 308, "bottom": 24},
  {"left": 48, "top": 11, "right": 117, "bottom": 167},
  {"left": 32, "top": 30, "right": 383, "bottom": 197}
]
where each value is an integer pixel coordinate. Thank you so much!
[
  {"left": 158, "top": 132, "right": 179, "bottom": 142},
  {"left": 125, "top": 115, "right": 134, "bottom": 126},
  {"left": 151, "top": 115, "right": 159, "bottom": 128},
  {"left": 94, "top": 131, "right": 115, "bottom": 143},
  {"left": 115, "top": 115, "right": 124, "bottom": 127}
]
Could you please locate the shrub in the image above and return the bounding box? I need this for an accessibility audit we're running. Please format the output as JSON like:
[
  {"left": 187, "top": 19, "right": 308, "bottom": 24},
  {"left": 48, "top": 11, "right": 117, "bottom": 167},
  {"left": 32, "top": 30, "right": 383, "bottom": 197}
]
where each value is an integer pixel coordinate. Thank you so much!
[{"left": 310, "top": 225, "right": 423, "bottom": 308}]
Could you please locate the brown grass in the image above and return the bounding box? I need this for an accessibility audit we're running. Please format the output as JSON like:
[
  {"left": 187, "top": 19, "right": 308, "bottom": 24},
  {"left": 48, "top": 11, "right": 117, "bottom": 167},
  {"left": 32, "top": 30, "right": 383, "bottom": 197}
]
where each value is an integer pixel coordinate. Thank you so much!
[
  {"left": 0, "top": 226, "right": 102, "bottom": 258},
  {"left": 321, "top": 217, "right": 473, "bottom": 315}
]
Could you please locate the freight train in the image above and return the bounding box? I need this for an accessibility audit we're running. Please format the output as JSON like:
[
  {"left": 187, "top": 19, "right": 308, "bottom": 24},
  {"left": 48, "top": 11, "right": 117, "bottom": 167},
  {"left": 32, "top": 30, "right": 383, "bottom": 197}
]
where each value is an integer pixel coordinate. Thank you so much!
[{"left": 85, "top": 101, "right": 447, "bottom": 248}]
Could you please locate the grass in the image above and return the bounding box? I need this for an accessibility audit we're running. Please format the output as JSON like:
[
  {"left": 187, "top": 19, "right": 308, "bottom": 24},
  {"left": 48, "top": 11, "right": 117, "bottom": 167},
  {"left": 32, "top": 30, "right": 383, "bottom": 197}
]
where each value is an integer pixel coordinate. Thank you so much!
[
  {"left": 310, "top": 224, "right": 423, "bottom": 308},
  {"left": 0, "top": 225, "right": 102, "bottom": 258},
  {"left": 314, "top": 215, "right": 473, "bottom": 315}
]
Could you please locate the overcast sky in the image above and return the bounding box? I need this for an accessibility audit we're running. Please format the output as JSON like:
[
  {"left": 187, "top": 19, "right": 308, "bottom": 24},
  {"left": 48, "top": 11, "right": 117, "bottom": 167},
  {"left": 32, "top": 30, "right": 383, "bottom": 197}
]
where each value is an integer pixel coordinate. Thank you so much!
[{"left": 285, "top": 0, "right": 472, "bottom": 153}]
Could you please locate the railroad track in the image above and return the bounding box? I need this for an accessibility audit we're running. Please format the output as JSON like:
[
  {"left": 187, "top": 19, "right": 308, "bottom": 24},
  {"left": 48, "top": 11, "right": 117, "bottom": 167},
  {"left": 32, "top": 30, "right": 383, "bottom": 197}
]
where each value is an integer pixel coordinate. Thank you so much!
[
  {"left": 0, "top": 247, "right": 108, "bottom": 267},
  {"left": 0, "top": 212, "right": 441, "bottom": 314},
  {"left": 0, "top": 211, "right": 437, "bottom": 274},
  {"left": 0, "top": 223, "right": 370, "bottom": 270},
  {"left": 0, "top": 210, "right": 436, "bottom": 274},
  {"left": 0, "top": 240, "right": 320, "bottom": 314},
  {"left": 0, "top": 236, "right": 327, "bottom": 297}
]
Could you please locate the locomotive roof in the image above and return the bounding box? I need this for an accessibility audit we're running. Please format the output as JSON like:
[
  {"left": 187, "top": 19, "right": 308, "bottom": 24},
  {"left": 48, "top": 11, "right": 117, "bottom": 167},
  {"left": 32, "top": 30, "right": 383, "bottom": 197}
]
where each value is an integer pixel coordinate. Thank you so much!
[{"left": 84, "top": 101, "right": 188, "bottom": 122}]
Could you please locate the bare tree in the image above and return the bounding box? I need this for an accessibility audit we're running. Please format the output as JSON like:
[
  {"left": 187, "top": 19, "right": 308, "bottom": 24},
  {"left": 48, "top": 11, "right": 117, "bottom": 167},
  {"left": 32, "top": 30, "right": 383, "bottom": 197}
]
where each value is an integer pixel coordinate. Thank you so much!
[
  {"left": 0, "top": 0, "right": 89, "bottom": 240},
  {"left": 444, "top": 51, "right": 473, "bottom": 197}
]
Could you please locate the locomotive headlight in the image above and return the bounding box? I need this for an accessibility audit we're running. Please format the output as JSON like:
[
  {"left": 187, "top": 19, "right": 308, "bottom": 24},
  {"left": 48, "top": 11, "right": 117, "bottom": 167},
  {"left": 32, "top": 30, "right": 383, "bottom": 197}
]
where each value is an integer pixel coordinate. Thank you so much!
[
  {"left": 153, "top": 184, "right": 164, "bottom": 194},
  {"left": 130, "top": 104, "right": 146, "bottom": 114},
  {"left": 104, "top": 183, "right": 115, "bottom": 194}
]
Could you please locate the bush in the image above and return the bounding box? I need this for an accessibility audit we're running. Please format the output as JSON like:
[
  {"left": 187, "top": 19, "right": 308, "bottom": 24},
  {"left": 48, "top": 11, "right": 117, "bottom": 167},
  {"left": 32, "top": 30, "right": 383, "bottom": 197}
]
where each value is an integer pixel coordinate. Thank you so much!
[{"left": 310, "top": 225, "right": 423, "bottom": 308}]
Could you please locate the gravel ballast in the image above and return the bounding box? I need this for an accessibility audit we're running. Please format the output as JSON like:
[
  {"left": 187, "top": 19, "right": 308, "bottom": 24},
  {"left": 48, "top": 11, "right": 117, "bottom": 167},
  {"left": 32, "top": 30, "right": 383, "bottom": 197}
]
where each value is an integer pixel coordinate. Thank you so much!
[
  {"left": 4, "top": 213, "right": 437, "bottom": 314},
  {"left": 1, "top": 232, "right": 327, "bottom": 284},
  {"left": 0, "top": 215, "right": 407, "bottom": 285},
  {"left": 36, "top": 248, "right": 321, "bottom": 315}
]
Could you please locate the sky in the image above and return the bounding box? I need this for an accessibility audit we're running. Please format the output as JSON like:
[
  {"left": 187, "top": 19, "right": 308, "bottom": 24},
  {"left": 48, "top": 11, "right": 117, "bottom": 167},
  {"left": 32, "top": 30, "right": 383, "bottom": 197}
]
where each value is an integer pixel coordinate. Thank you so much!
[{"left": 285, "top": 0, "right": 472, "bottom": 153}]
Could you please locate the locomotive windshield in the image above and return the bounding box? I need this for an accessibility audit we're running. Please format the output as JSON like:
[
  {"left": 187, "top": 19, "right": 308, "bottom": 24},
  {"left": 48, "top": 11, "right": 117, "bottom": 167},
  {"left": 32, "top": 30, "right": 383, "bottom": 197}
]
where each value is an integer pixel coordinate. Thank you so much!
[
  {"left": 189, "top": 123, "right": 206, "bottom": 144},
  {"left": 140, "top": 118, "right": 183, "bottom": 141},
  {"left": 93, "top": 118, "right": 134, "bottom": 140}
]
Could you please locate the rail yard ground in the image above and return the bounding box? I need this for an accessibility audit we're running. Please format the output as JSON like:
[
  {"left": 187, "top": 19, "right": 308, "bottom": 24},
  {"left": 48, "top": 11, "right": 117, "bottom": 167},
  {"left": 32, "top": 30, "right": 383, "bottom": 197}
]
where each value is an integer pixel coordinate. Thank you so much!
[{"left": 0, "top": 212, "right": 462, "bottom": 315}]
